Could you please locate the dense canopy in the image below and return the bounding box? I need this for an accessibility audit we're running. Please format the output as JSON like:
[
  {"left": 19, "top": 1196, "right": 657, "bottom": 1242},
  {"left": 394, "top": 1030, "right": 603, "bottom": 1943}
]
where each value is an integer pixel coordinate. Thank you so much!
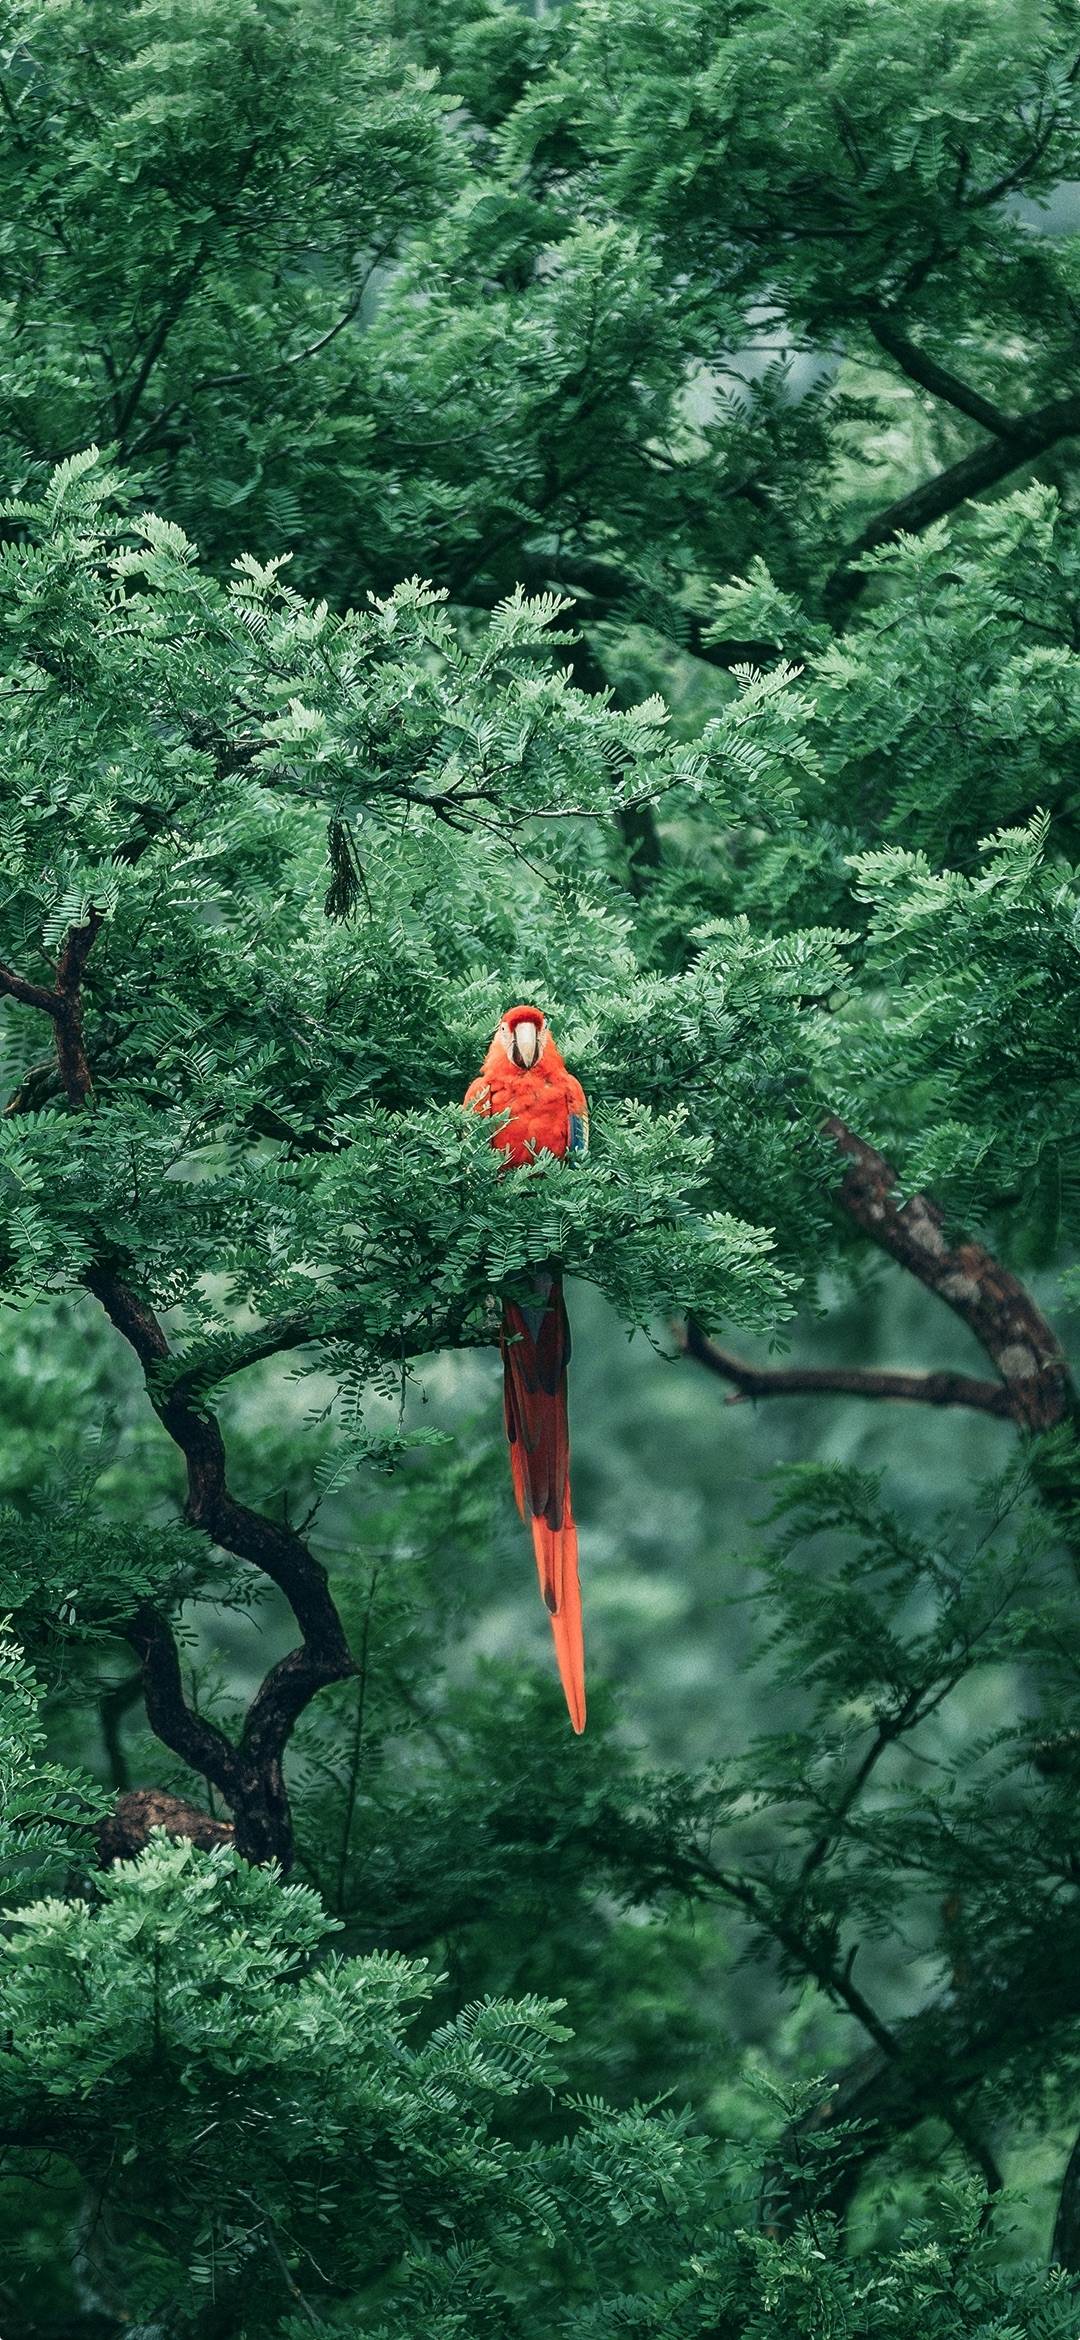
[{"left": 2, "top": 2, "right": 1080, "bottom": 2333}]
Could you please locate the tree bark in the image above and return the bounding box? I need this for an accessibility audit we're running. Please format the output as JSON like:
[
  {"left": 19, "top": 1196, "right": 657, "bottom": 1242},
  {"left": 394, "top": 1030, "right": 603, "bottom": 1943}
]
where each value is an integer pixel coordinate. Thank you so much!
[
  {"left": 98, "top": 1788, "right": 235, "bottom": 1865},
  {"left": 3, "top": 915, "right": 356, "bottom": 1870},
  {"left": 680, "top": 1318, "right": 1015, "bottom": 1417},
  {"left": 824, "top": 392, "right": 1080, "bottom": 615}
]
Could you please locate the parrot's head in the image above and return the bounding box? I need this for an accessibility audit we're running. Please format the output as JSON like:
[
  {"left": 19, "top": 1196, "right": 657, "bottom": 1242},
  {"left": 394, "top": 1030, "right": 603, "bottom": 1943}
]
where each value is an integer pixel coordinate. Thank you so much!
[{"left": 498, "top": 1003, "right": 549, "bottom": 1069}]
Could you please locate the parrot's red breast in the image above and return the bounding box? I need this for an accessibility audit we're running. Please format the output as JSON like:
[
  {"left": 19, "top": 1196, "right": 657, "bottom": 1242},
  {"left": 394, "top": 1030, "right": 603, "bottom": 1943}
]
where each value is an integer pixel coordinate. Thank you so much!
[
  {"left": 464, "top": 1003, "right": 587, "bottom": 1166},
  {"left": 464, "top": 1006, "right": 588, "bottom": 1733}
]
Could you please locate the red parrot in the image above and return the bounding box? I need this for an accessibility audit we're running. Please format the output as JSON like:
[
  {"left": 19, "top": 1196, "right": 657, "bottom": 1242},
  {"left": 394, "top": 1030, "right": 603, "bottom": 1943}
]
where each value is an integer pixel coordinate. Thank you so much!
[{"left": 464, "top": 1005, "right": 589, "bottom": 1734}]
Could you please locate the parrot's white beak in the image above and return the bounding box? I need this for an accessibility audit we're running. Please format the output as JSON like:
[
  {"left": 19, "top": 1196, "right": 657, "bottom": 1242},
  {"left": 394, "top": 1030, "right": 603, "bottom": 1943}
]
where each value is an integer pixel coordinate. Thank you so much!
[{"left": 513, "top": 1019, "right": 540, "bottom": 1067}]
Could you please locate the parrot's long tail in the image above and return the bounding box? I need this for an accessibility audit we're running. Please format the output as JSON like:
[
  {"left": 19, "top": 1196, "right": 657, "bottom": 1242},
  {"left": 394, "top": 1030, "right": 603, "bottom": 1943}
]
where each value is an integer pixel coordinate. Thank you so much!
[{"left": 501, "top": 1272, "right": 585, "bottom": 1734}]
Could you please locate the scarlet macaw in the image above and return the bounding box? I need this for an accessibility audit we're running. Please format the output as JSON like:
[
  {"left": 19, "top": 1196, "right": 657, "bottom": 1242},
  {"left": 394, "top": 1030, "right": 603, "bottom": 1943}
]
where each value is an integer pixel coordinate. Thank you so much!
[{"left": 465, "top": 1005, "right": 589, "bottom": 1733}]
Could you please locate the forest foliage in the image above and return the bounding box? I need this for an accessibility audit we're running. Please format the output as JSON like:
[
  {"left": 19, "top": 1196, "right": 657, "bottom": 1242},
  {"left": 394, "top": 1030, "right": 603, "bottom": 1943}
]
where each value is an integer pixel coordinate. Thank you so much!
[{"left": 2, "top": 1, "right": 1080, "bottom": 2332}]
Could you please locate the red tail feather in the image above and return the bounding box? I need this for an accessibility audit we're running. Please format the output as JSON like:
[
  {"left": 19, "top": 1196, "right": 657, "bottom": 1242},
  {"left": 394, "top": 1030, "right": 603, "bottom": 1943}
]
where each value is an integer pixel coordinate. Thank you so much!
[{"left": 502, "top": 1276, "right": 586, "bottom": 1733}]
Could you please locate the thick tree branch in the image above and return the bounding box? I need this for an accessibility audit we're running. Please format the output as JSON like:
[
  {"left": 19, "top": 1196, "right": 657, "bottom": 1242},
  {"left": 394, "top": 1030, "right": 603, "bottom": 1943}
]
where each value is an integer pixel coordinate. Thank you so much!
[
  {"left": 86, "top": 1265, "right": 355, "bottom": 1864},
  {"left": 0, "top": 906, "right": 104, "bottom": 1106},
  {"left": 679, "top": 1318, "right": 1015, "bottom": 1418},
  {"left": 53, "top": 904, "right": 104, "bottom": 1104},
  {"left": 1, "top": 917, "right": 357, "bottom": 1866},
  {"left": 0, "top": 964, "right": 61, "bottom": 1016},
  {"left": 867, "top": 317, "right": 1021, "bottom": 441},
  {"left": 1052, "top": 2127, "right": 1080, "bottom": 2272},
  {"left": 684, "top": 1118, "right": 1074, "bottom": 1489},
  {"left": 97, "top": 1787, "right": 235, "bottom": 1865},
  {"left": 823, "top": 1117, "right": 1075, "bottom": 1432},
  {"left": 824, "top": 391, "right": 1080, "bottom": 615},
  {"left": 123, "top": 1602, "right": 239, "bottom": 1804}
]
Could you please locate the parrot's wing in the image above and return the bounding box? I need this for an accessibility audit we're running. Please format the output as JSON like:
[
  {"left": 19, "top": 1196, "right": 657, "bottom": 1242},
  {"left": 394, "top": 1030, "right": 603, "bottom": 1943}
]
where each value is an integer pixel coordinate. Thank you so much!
[{"left": 566, "top": 1076, "right": 589, "bottom": 1156}]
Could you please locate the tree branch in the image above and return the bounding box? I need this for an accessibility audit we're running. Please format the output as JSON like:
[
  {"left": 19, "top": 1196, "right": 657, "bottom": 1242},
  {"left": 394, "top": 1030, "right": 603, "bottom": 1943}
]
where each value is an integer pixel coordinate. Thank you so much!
[
  {"left": 822, "top": 1116, "right": 1075, "bottom": 1432},
  {"left": 1052, "top": 2127, "right": 1080, "bottom": 2272},
  {"left": 824, "top": 392, "right": 1080, "bottom": 615},
  {"left": 114, "top": 265, "right": 209, "bottom": 449},
  {"left": 53, "top": 905, "right": 104, "bottom": 1104},
  {"left": 0, "top": 964, "right": 61, "bottom": 1017},
  {"left": 764, "top": 1888, "right": 1080, "bottom": 2231},
  {"left": 683, "top": 1115, "right": 1076, "bottom": 1552},
  {"left": 0, "top": 918, "right": 357, "bottom": 1866},
  {"left": 0, "top": 906, "right": 105, "bottom": 1109},
  {"left": 867, "top": 316, "right": 1021, "bottom": 440},
  {"left": 964, "top": 54, "right": 1080, "bottom": 209},
  {"left": 123, "top": 240, "right": 396, "bottom": 462},
  {"left": 679, "top": 1844, "right": 1003, "bottom": 2204},
  {"left": 679, "top": 1127, "right": 1076, "bottom": 2222},
  {"left": 86, "top": 1265, "right": 355, "bottom": 1864},
  {"left": 97, "top": 1787, "right": 235, "bottom": 1866},
  {"left": 123, "top": 1601, "right": 239, "bottom": 1805},
  {"left": 679, "top": 1317, "right": 1015, "bottom": 1418}
]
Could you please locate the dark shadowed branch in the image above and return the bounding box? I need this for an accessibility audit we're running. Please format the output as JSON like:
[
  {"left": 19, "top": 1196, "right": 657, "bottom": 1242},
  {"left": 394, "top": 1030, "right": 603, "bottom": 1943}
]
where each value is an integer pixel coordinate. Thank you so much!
[
  {"left": 671, "top": 1842, "right": 1004, "bottom": 2210},
  {"left": 123, "top": 1601, "right": 239, "bottom": 1810},
  {"left": 679, "top": 1318, "right": 1015, "bottom": 1418},
  {"left": 0, "top": 963, "right": 62, "bottom": 1016},
  {"left": 84, "top": 1260, "right": 355, "bottom": 1866},
  {"left": 686, "top": 1116, "right": 1075, "bottom": 1439},
  {"left": 680, "top": 1112, "right": 1078, "bottom": 2223},
  {"left": 824, "top": 391, "right": 1080, "bottom": 614},
  {"left": 762, "top": 1892, "right": 1080, "bottom": 2231},
  {"left": 8, "top": 914, "right": 357, "bottom": 1868},
  {"left": 867, "top": 317, "right": 1023, "bottom": 441},
  {"left": 1052, "top": 2127, "right": 1080, "bottom": 2272},
  {"left": 823, "top": 1116, "right": 1075, "bottom": 1433}
]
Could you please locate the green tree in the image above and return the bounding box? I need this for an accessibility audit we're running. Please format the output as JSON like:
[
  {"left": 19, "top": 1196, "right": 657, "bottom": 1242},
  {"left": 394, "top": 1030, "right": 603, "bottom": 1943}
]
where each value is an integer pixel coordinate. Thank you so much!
[{"left": 3, "top": 3, "right": 1080, "bottom": 2333}]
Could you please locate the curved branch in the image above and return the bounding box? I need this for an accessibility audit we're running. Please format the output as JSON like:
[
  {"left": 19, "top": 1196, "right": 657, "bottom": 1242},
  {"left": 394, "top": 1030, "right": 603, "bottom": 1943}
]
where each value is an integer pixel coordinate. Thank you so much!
[
  {"left": 86, "top": 1265, "right": 355, "bottom": 1865},
  {"left": 0, "top": 906, "right": 104, "bottom": 1106},
  {"left": 0, "top": 918, "right": 357, "bottom": 1867},
  {"left": 124, "top": 1602, "right": 239, "bottom": 1804},
  {"left": 680, "top": 1317, "right": 1015, "bottom": 1418},
  {"left": 823, "top": 1116, "right": 1075, "bottom": 1432},
  {"left": 964, "top": 54, "right": 1080, "bottom": 209},
  {"left": 867, "top": 316, "right": 1021, "bottom": 439},
  {"left": 824, "top": 391, "right": 1080, "bottom": 614}
]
